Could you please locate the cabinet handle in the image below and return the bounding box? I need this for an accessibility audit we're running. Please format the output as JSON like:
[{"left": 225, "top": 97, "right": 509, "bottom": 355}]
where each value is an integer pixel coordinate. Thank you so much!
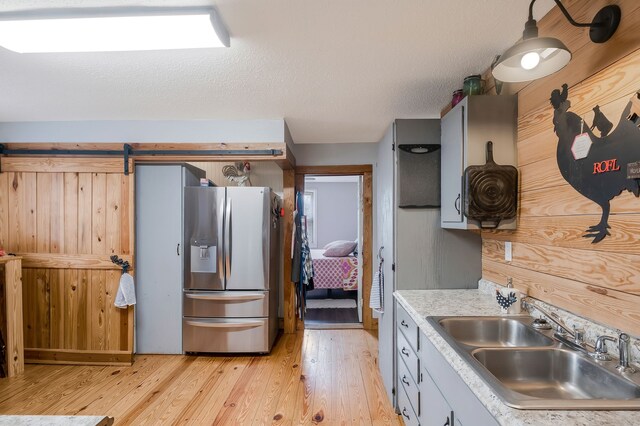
[
  {"left": 401, "top": 375, "right": 410, "bottom": 386},
  {"left": 401, "top": 347, "right": 410, "bottom": 357},
  {"left": 444, "top": 416, "right": 450, "bottom": 426},
  {"left": 402, "top": 408, "right": 410, "bottom": 420},
  {"left": 177, "top": 243, "right": 180, "bottom": 256},
  {"left": 454, "top": 193, "right": 461, "bottom": 214},
  {"left": 401, "top": 320, "right": 409, "bottom": 328}
]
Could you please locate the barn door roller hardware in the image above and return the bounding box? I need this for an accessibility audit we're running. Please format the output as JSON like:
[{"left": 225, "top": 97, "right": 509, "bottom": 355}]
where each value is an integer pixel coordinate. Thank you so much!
[{"left": 0, "top": 143, "right": 283, "bottom": 175}]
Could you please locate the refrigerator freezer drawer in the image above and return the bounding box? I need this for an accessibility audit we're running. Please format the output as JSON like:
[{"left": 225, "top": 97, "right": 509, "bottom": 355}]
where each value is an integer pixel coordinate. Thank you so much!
[
  {"left": 183, "top": 317, "right": 270, "bottom": 353},
  {"left": 183, "top": 291, "right": 269, "bottom": 318}
]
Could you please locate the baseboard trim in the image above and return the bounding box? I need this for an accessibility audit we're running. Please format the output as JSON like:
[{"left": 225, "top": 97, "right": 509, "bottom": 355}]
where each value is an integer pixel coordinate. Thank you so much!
[
  {"left": 304, "top": 323, "right": 364, "bottom": 330},
  {"left": 25, "top": 348, "right": 134, "bottom": 366}
]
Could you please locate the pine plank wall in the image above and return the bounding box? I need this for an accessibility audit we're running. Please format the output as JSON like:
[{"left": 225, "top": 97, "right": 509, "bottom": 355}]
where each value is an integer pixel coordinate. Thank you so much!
[{"left": 477, "top": 0, "right": 640, "bottom": 336}]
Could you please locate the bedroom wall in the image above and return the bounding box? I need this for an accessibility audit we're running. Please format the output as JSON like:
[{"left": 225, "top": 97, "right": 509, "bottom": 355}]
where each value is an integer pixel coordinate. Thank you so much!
[{"left": 305, "top": 181, "right": 359, "bottom": 249}]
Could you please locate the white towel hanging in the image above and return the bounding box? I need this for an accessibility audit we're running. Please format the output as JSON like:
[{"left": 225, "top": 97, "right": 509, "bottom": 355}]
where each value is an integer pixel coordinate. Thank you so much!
[
  {"left": 369, "top": 270, "right": 384, "bottom": 314},
  {"left": 115, "top": 272, "right": 136, "bottom": 309}
]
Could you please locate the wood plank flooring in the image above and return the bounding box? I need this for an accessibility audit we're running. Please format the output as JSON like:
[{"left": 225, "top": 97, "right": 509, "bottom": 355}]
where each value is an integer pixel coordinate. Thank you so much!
[
  {"left": 304, "top": 308, "right": 359, "bottom": 324},
  {"left": 0, "top": 329, "right": 401, "bottom": 425}
]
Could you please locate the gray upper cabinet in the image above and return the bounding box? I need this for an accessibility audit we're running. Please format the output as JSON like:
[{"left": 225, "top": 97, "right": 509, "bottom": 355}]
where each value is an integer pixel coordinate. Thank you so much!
[
  {"left": 441, "top": 104, "right": 465, "bottom": 224},
  {"left": 440, "top": 95, "right": 517, "bottom": 230}
]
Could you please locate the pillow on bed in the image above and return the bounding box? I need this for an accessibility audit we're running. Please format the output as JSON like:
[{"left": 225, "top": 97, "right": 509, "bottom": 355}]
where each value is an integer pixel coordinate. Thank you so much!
[
  {"left": 323, "top": 241, "right": 357, "bottom": 257},
  {"left": 323, "top": 240, "right": 354, "bottom": 250}
]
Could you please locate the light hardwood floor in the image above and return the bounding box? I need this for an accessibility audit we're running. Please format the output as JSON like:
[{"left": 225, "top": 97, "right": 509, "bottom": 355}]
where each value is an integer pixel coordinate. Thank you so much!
[{"left": 0, "top": 329, "right": 401, "bottom": 425}]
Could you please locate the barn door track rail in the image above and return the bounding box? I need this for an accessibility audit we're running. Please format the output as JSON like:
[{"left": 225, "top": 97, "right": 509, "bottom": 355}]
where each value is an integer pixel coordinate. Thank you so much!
[{"left": 0, "top": 143, "right": 283, "bottom": 175}]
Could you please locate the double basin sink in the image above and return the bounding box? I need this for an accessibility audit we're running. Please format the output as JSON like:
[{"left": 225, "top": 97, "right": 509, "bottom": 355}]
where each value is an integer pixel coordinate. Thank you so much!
[{"left": 427, "top": 316, "right": 640, "bottom": 410}]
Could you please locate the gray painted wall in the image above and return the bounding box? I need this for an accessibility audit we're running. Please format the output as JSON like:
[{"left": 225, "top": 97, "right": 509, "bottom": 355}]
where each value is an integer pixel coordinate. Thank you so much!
[
  {"left": 374, "top": 124, "right": 396, "bottom": 404},
  {"left": 395, "top": 208, "right": 481, "bottom": 289},
  {"left": 0, "top": 119, "right": 286, "bottom": 143},
  {"left": 305, "top": 181, "right": 359, "bottom": 249},
  {"left": 293, "top": 142, "right": 377, "bottom": 166},
  {"left": 394, "top": 119, "right": 481, "bottom": 291}
]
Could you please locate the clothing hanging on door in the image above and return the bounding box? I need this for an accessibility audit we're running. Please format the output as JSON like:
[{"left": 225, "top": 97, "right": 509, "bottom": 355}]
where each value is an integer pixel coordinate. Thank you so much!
[
  {"left": 300, "top": 216, "right": 314, "bottom": 292},
  {"left": 291, "top": 191, "right": 315, "bottom": 319}
]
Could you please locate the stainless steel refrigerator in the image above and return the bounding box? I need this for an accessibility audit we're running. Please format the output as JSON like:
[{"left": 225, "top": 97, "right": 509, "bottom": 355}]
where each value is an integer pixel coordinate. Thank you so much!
[{"left": 182, "top": 186, "right": 280, "bottom": 354}]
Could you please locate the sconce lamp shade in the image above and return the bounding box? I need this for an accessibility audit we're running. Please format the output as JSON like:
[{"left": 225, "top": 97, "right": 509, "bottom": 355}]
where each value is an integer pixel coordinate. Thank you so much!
[{"left": 492, "top": 36, "right": 571, "bottom": 83}]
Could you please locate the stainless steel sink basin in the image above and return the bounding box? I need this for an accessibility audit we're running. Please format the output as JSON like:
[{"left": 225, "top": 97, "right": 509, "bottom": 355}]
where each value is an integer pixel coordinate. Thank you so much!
[
  {"left": 426, "top": 315, "right": 640, "bottom": 410},
  {"left": 437, "top": 317, "right": 554, "bottom": 348},
  {"left": 473, "top": 348, "right": 640, "bottom": 409}
]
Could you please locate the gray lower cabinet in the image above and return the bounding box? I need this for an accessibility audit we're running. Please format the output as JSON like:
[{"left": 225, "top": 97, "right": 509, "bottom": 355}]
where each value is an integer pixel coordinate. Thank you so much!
[
  {"left": 420, "top": 329, "right": 498, "bottom": 426},
  {"left": 396, "top": 302, "right": 497, "bottom": 426},
  {"left": 396, "top": 303, "right": 421, "bottom": 425},
  {"left": 420, "top": 369, "right": 454, "bottom": 426},
  {"left": 398, "top": 383, "right": 420, "bottom": 426}
]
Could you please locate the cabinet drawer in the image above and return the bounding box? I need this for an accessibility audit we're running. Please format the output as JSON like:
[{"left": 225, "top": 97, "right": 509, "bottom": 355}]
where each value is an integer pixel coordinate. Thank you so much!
[
  {"left": 397, "top": 329, "right": 420, "bottom": 384},
  {"left": 420, "top": 368, "right": 453, "bottom": 426},
  {"left": 183, "top": 317, "right": 269, "bottom": 353},
  {"left": 397, "top": 304, "right": 419, "bottom": 352},
  {"left": 183, "top": 290, "right": 269, "bottom": 317},
  {"left": 398, "top": 352, "right": 420, "bottom": 416},
  {"left": 398, "top": 384, "right": 420, "bottom": 426}
]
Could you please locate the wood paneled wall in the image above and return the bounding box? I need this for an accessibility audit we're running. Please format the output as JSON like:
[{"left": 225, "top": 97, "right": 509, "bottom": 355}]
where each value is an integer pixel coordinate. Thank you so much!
[
  {"left": 480, "top": 0, "right": 640, "bottom": 335},
  {"left": 188, "top": 161, "right": 284, "bottom": 193},
  {"left": 0, "top": 159, "right": 134, "bottom": 364}
]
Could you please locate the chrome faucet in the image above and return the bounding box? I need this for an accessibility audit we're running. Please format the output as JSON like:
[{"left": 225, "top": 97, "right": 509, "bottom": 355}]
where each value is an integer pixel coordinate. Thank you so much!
[
  {"left": 522, "top": 297, "right": 587, "bottom": 351},
  {"left": 591, "top": 335, "right": 617, "bottom": 361},
  {"left": 522, "top": 298, "right": 573, "bottom": 336},
  {"left": 617, "top": 333, "right": 636, "bottom": 374}
]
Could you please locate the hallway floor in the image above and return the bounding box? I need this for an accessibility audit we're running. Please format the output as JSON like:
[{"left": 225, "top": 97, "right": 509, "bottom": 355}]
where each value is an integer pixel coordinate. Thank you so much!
[{"left": 0, "top": 329, "right": 400, "bottom": 425}]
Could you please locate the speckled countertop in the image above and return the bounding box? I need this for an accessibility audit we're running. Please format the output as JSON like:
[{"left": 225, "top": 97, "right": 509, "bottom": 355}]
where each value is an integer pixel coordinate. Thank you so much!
[{"left": 394, "top": 289, "right": 640, "bottom": 426}]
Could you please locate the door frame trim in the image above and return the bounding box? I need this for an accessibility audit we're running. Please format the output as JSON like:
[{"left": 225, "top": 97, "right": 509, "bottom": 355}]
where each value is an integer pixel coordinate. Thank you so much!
[{"left": 286, "top": 165, "right": 376, "bottom": 332}]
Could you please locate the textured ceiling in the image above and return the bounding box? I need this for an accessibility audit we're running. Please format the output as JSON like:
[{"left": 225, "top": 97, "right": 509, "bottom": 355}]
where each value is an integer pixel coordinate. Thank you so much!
[{"left": 0, "top": 0, "right": 554, "bottom": 143}]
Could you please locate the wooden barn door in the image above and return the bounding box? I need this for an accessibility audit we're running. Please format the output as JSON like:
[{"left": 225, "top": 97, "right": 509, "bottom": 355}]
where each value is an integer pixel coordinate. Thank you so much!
[{"left": 0, "top": 157, "right": 134, "bottom": 365}]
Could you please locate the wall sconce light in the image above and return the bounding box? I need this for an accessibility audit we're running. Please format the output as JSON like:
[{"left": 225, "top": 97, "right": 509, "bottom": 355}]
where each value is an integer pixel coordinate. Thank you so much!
[
  {"left": 492, "top": 0, "right": 621, "bottom": 83},
  {"left": 0, "top": 7, "right": 230, "bottom": 53}
]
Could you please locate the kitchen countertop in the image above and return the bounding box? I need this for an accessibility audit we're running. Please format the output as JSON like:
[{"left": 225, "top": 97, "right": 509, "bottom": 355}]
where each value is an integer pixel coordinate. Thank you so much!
[{"left": 395, "top": 289, "right": 640, "bottom": 426}]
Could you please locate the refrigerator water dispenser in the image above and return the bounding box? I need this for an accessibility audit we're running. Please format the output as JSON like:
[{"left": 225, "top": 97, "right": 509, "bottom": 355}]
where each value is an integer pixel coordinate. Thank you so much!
[{"left": 190, "top": 238, "right": 217, "bottom": 273}]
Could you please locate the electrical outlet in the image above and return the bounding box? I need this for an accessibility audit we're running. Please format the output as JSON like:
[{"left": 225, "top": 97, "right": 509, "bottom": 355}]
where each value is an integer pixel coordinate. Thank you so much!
[{"left": 505, "top": 241, "right": 512, "bottom": 262}]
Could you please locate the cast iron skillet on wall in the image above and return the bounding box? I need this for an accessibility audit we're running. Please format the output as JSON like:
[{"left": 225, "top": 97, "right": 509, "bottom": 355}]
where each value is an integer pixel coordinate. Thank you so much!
[{"left": 463, "top": 141, "right": 518, "bottom": 229}]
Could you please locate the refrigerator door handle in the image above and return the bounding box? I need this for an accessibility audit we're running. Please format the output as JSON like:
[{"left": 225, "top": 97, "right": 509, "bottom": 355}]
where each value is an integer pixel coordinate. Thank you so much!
[
  {"left": 184, "top": 293, "right": 265, "bottom": 302},
  {"left": 185, "top": 319, "right": 263, "bottom": 329},
  {"left": 225, "top": 195, "right": 232, "bottom": 280}
]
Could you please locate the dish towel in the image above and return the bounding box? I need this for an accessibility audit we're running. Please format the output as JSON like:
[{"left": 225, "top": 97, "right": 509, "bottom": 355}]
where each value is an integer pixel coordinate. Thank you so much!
[
  {"left": 369, "top": 270, "right": 384, "bottom": 314},
  {"left": 115, "top": 272, "right": 136, "bottom": 309}
]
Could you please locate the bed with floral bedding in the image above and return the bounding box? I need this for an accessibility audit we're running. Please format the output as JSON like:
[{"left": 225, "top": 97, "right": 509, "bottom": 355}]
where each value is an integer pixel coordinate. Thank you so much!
[{"left": 310, "top": 249, "right": 359, "bottom": 291}]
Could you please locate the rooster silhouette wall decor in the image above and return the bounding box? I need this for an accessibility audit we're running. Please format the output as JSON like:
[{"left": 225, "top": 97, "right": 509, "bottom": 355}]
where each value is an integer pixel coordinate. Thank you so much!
[{"left": 551, "top": 85, "right": 640, "bottom": 243}]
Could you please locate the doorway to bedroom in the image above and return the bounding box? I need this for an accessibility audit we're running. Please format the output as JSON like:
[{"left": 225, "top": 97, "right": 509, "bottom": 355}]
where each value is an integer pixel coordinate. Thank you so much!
[{"left": 303, "top": 174, "right": 364, "bottom": 328}]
